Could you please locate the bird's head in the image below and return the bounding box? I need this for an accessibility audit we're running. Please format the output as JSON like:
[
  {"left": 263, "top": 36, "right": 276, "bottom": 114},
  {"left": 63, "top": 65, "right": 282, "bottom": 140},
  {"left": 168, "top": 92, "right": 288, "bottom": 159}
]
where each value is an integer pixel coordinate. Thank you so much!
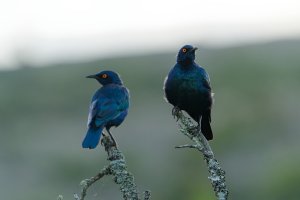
[
  {"left": 177, "top": 45, "right": 198, "bottom": 65},
  {"left": 86, "top": 70, "right": 123, "bottom": 86}
]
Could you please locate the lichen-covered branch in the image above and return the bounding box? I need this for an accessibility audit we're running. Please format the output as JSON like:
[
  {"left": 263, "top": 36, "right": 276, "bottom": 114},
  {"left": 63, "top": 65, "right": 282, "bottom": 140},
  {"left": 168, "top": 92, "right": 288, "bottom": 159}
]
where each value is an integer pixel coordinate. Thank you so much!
[
  {"left": 102, "top": 135, "right": 140, "bottom": 200},
  {"left": 59, "top": 135, "right": 150, "bottom": 200},
  {"left": 175, "top": 111, "right": 229, "bottom": 200},
  {"left": 143, "top": 190, "right": 151, "bottom": 200}
]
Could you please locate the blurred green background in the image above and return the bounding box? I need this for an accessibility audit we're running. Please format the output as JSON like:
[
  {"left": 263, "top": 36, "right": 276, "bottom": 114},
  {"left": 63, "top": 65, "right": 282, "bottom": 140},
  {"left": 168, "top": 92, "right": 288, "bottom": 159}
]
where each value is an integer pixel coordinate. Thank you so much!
[{"left": 0, "top": 39, "right": 300, "bottom": 200}]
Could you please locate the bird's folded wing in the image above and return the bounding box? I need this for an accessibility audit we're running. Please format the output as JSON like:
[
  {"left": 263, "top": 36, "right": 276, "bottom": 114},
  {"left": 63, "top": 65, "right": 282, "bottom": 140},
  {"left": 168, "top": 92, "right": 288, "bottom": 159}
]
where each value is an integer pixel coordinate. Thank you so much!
[
  {"left": 202, "top": 72, "right": 212, "bottom": 90},
  {"left": 87, "top": 100, "right": 98, "bottom": 127},
  {"left": 87, "top": 96, "right": 120, "bottom": 127}
]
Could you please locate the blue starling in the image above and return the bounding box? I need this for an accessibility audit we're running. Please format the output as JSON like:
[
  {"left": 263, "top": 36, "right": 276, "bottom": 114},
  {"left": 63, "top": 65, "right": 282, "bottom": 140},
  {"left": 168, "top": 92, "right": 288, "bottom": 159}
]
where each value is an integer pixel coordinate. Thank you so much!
[
  {"left": 82, "top": 70, "right": 130, "bottom": 149},
  {"left": 164, "top": 45, "right": 213, "bottom": 140}
]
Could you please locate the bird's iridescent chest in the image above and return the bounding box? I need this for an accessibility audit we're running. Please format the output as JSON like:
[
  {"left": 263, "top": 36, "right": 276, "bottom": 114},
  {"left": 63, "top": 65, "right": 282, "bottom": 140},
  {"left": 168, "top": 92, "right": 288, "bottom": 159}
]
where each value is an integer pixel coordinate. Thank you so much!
[{"left": 170, "top": 69, "right": 200, "bottom": 93}]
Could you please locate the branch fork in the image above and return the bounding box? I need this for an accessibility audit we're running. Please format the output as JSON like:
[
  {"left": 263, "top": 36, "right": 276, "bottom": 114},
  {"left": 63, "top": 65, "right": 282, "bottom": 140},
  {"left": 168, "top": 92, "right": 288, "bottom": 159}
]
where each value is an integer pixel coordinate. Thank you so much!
[
  {"left": 174, "top": 110, "right": 229, "bottom": 200},
  {"left": 72, "top": 135, "right": 151, "bottom": 200}
]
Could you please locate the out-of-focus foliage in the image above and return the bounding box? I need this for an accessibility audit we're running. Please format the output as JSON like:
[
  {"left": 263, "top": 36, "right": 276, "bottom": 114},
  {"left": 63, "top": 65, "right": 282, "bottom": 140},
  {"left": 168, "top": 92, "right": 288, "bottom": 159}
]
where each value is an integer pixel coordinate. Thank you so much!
[{"left": 0, "top": 40, "right": 300, "bottom": 200}]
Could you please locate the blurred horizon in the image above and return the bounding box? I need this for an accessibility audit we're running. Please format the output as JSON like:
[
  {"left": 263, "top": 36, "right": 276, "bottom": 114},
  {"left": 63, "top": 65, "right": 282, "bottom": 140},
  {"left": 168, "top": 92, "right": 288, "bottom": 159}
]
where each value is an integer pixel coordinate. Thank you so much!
[{"left": 1, "top": 37, "right": 300, "bottom": 71}]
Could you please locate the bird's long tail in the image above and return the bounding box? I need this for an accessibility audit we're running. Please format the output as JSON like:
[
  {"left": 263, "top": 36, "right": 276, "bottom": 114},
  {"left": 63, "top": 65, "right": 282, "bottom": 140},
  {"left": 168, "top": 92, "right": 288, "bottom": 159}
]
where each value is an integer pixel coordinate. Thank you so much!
[
  {"left": 82, "top": 126, "right": 103, "bottom": 149},
  {"left": 201, "top": 111, "right": 213, "bottom": 141}
]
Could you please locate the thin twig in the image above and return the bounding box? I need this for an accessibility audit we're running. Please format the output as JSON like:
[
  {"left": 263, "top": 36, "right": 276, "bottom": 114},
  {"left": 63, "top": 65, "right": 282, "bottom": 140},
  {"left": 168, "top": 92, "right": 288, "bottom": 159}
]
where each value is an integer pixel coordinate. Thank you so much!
[
  {"left": 175, "top": 111, "right": 229, "bottom": 200},
  {"left": 175, "top": 144, "right": 198, "bottom": 149},
  {"left": 77, "top": 166, "right": 111, "bottom": 200}
]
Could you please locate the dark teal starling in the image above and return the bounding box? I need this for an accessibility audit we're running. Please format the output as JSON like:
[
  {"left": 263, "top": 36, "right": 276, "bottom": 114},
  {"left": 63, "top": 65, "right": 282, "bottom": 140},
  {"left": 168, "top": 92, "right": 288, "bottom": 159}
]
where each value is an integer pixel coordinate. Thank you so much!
[
  {"left": 164, "top": 45, "right": 213, "bottom": 140},
  {"left": 82, "top": 70, "right": 130, "bottom": 149}
]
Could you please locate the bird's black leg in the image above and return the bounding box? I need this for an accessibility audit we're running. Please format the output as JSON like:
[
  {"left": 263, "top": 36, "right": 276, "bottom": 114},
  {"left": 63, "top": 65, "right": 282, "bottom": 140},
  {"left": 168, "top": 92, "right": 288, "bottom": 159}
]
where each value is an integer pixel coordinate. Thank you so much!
[
  {"left": 107, "top": 129, "right": 117, "bottom": 147},
  {"left": 172, "top": 106, "right": 181, "bottom": 121}
]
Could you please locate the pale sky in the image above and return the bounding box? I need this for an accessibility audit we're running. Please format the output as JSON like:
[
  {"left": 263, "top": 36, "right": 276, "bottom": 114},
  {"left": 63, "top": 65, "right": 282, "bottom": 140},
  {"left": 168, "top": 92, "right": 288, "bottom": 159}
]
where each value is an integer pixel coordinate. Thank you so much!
[{"left": 0, "top": 0, "right": 300, "bottom": 69}]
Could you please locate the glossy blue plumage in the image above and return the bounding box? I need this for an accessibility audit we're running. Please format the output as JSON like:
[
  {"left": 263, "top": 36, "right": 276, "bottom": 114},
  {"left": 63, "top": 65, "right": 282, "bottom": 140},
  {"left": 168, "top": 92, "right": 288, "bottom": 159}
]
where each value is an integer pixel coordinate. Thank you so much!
[
  {"left": 164, "top": 45, "right": 214, "bottom": 140},
  {"left": 82, "top": 70, "right": 129, "bottom": 149}
]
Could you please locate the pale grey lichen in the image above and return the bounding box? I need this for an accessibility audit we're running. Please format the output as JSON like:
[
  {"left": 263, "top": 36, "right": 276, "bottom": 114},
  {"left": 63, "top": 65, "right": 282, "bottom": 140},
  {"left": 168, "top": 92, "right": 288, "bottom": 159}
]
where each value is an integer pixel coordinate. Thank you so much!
[
  {"left": 73, "top": 193, "right": 79, "bottom": 200},
  {"left": 57, "top": 195, "right": 64, "bottom": 200}
]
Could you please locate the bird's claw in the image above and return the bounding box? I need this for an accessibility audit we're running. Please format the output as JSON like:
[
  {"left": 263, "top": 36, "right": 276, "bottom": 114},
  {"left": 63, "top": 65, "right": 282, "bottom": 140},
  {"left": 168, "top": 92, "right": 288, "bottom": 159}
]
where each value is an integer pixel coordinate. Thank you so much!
[{"left": 172, "top": 106, "right": 181, "bottom": 121}]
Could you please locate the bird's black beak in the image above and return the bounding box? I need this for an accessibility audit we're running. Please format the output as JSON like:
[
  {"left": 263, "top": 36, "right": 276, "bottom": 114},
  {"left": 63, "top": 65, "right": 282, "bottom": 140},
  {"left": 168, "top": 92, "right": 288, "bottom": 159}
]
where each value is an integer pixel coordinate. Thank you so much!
[
  {"left": 86, "top": 74, "right": 96, "bottom": 79},
  {"left": 192, "top": 47, "right": 198, "bottom": 52}
]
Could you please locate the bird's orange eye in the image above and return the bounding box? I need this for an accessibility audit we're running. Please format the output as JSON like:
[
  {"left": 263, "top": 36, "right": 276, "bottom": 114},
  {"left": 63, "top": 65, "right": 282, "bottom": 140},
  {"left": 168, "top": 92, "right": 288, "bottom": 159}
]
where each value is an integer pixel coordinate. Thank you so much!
[
  {"left": 102, "top": 74, "right": 108, "bottom": 79},
  {"left": 182, "top": 48, "right": 187, "bottom": 53}
]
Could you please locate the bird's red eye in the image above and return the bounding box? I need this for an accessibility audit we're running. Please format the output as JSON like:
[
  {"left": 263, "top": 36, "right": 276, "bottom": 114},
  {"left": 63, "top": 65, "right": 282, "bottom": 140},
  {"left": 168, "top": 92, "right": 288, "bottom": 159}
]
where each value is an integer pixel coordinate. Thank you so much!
[
  {"left": 102, "top": 74, "right": 108, "bottom": 79},
  {"left": 182, "top": 48, "right": 187, "bottom": 53}
]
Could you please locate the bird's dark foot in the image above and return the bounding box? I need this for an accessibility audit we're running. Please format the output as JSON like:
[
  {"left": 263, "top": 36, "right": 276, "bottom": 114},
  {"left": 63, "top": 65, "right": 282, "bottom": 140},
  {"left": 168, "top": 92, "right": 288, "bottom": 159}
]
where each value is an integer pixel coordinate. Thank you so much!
[{"left": 172, "top": 106, "right": 181, "bottom": 121}]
